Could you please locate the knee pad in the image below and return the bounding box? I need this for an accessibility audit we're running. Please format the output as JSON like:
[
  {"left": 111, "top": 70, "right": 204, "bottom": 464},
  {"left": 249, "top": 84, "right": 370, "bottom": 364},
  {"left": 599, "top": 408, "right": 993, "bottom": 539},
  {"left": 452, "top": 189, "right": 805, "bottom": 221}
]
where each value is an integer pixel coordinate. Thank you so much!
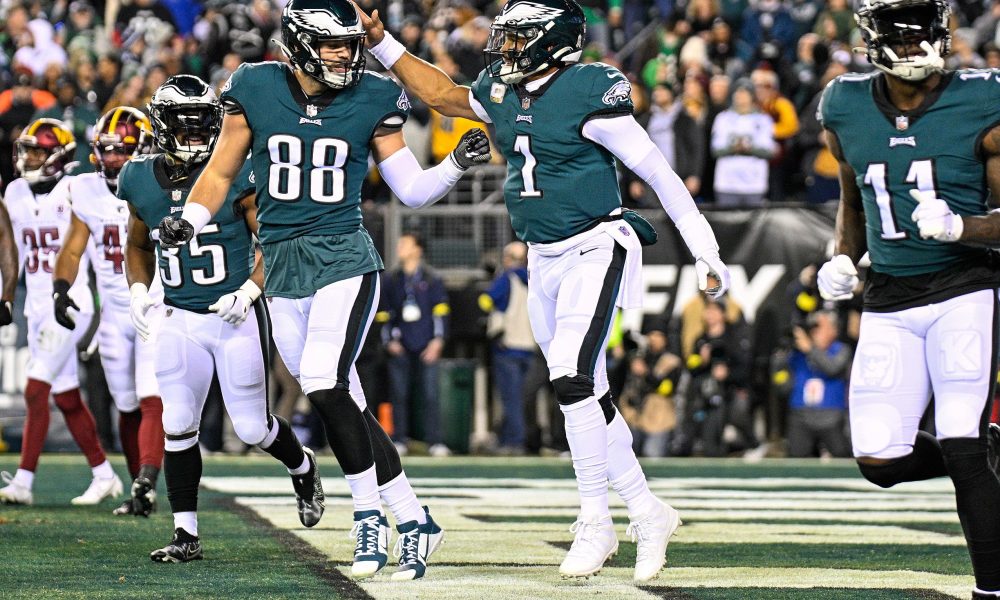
[
  {"left": 552, "top": 374, "right": 595, "bottom": 406},
  {"left": 850, "top": 402, "right": 903, "bottom": 457},
  {"left": 856, "top": 458, "right": 909, "bottom": 489},
  {"left": 597, "top": 392, "right": 617, "bottom": 425},
  {"left": 165, "top": 430, "right": 199, "bottom": 453},
  {"left": 232, "top": 418, "right": 269, "bottom": 446},
  {"left": 162, "top": 401, "right": 199, "bottom": 439}
]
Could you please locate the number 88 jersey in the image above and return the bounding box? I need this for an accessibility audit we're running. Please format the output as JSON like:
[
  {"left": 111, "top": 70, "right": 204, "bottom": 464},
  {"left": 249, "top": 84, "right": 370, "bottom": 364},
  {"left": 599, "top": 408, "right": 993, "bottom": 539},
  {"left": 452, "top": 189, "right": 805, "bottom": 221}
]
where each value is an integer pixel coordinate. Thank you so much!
[{"left": 118, "top": 154, "right": 256, "bottom": 312}]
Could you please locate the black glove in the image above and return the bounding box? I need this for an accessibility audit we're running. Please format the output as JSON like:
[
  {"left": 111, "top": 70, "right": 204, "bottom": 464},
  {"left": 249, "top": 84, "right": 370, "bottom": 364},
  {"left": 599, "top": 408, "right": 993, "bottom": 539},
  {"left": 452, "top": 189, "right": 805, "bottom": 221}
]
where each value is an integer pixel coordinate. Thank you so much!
[
  {"left": 53, "top": 279, "right": 80, "bottom": 330},
  {"left": 157, "top": 216, "right": 195, "bottom": 248},
  {"left": 450, "top": 129, "right": 491, "bottom": 170},
  {"left": 0, "top": 299, "right": 11, "bottom": 327}
]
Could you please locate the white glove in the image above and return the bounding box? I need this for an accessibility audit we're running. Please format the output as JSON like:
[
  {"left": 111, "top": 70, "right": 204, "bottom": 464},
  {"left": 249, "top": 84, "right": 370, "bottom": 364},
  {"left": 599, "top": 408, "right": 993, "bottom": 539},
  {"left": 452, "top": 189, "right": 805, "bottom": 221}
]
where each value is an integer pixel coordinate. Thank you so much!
[
  {"left": 817, "top": 254, "right": 859, "bottom": 301},
  {"left": 208, "top": 280, "right": 261, "bottom": 325},
  {"left": 909, "top": 189, "right": 963, "bottom": 242},
  {"left": 695, "top": 252, "right": 731, "bottom": 299},
  {"left": 129, "top": 282, "right": 154, "bottom": 341}
]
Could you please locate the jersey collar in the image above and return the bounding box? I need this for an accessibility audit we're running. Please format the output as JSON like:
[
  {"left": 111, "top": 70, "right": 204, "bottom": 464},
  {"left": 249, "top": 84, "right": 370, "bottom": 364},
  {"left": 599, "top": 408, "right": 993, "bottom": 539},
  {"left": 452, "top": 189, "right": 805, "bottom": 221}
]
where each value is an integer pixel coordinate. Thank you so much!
[
  {"left": 283, "top": 65, "right": 341, "bottom": 115},
  {"left": 512, "top": 66, "right": 571, "bottom": 107},
  {"left": 871, "top": 71, "right": 954, "bottom": 129}
]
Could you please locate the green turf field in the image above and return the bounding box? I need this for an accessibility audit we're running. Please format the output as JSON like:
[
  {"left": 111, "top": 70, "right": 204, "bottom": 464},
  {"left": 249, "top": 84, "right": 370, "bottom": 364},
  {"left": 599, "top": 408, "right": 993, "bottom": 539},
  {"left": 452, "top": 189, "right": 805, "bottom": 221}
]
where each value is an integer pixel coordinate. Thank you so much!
[{"left": 0, "top": 455, "right": 974, "bottom": 599}]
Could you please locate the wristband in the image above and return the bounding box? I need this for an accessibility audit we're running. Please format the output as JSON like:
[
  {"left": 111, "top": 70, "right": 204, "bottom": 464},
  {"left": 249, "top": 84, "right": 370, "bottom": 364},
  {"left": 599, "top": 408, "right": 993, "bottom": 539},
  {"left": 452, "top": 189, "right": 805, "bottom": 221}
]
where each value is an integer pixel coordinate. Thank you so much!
[
  {"left": 240, "top": 279, "right": 262, "bottom": 302},
  {"left": 130, "top": 282, "right": 149, "bottom": 298},
  {"left": 53, "top": 278, "right": 71, "bottom": 295},
  {"left": 180, "top": 203, "right": 212, "bottom": 236},
  {"left": 368, "top": 32, "right": 407, "bottom": 69}
]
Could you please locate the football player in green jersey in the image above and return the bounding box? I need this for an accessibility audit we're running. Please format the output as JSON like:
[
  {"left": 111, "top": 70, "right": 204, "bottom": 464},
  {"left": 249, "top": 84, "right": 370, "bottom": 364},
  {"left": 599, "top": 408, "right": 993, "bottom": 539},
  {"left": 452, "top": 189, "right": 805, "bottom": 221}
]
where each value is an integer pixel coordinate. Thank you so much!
[
  {"left": 817, "top": 0, "right": 1000, "bottom": 595},
  {"left": 356, "top": 0, "right": 729, "bottom": 581},
  {"left": 121, "top": 75, "right": 324, "bottom": 563},
  {"left": 155, "top": 0, "right": 489, "bottom": 580}
]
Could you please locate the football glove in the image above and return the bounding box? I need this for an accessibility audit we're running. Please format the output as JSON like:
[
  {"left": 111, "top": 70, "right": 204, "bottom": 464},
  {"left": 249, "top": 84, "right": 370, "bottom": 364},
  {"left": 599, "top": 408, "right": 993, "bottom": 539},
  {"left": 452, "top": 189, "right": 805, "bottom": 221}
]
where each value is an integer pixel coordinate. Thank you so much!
[
  {"left": 817, "top": 254, "right": 859, "bottom": 301},
  {"left": 157, "top": 216, "right": 195, "bottom": 248},
  {"left": 129, "top": 283, "right": 155, "bottom": 342},
  {"left": 208, "top": 280, "right": 262, "bottom": 325},
  {"left": 52, "top": 279, "right": 80, "bottom": 330},
  {"left": 695, "top": 252, "right": 731, "bottom": 299},
  {"left": 449, "top": 129, "right": 491, "bottom": 170},
  {"left": 0, "top": 299, "right": 12, "bottom": 327},
  {"left": 909, "top": 189, "right": 963, "bottom": 242}
]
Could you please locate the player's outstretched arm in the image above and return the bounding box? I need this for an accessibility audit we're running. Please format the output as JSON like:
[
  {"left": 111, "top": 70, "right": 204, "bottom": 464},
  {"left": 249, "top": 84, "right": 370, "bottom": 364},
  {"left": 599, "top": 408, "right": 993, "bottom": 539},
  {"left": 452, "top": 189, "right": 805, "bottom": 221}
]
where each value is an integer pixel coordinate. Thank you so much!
[
  {"left": 580, "top": 113, "right": 730, "bottom": 298},
  {"left": 161, "top": 112, "right": 252, "bottom": 248},
  {"left": 816, "top": 130, "right": 862, "bottom": 301},
  {"left": 353, "top": 1, "right": 481, "bottom": 122},
  {"left": 208, "top": 195, "right": 263, "bottom": 326},
  {"left": 0, "top": 200, "right": 17, "bottom": 326},
  {"left": 51, "top": 213, "right": 92, "bottom": 329},
  {"left": 373, "top": 128, "right": 490, "bottom": 209}
]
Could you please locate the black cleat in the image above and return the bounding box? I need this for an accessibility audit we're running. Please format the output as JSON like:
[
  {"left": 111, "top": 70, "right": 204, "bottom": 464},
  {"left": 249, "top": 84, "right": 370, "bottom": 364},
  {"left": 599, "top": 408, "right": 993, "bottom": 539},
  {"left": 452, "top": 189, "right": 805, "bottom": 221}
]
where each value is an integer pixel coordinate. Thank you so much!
[
  {"left": 292, "top": 447, "right": 325, "bottom": 528},
  {"left": 112, "top": 476, "right": 157, "bottom": 517},
  {"left": 150, "top": 528, "right": 203, "bottom": 563}
]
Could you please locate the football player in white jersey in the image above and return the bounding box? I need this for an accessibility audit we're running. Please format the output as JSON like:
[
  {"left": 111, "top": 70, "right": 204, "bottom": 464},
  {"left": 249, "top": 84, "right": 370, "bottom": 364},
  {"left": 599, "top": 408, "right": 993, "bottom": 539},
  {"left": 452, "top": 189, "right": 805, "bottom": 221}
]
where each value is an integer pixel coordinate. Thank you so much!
[
  {"left": 0, "top": 119, "right": 122, "bottom": 506},
  {"left": 53, "top": 107, "right": 165, "bottom": 517},
  {"left": 0, "top": 198, "right": 17, "bottom": 327}
]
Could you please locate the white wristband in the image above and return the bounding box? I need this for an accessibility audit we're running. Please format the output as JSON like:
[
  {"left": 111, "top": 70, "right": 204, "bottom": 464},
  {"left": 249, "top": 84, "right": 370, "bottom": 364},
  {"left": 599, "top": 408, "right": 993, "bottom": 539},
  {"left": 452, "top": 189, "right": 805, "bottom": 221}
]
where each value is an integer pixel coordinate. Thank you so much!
[
  {"left": 240, "top": 279, "right": 262, "bottom": 302},
  {"left": 368, "top": 32, "right": 407, "bottom": 69},
  {"left": 675, "top": 212, "right": 720, "bottom": 260},
  {"left": 180, "top": 202, "right": 212, "bottom": 236},
  {"left": 130, "top": 282, "right": 149, "bottom": 298}
]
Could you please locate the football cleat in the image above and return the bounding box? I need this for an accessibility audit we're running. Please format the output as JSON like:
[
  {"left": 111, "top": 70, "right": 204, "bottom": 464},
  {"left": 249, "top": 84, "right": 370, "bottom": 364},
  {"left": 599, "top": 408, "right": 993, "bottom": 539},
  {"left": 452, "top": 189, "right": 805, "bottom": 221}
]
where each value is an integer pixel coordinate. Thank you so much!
[
  {"left": 150, "top": 528, "right": 203, "bottom": 563},
  {"left": 987, "top": 423, "right": 1000, "bottom": 483},
  {"left": 559, "top": 515, "right": 618, "bottom": 578},
  {"left": 71, "top": 474, "right": 123, "bottom": 505},
  {"left": 292, "top": 447, "right": 325, "bottom": 528},
  {"left": 626, "top": 500, "right": 682, "bottom": 582},
  {"left": 112, "top": 476, "right": 157, "bottom": 517},
  {"left": 0, "top": 471, "right": 33, "bottom": 505},
  {"left": 391, "top": 506, "right": 444, "bottom": 581},
  {"left": 350, "top": 509, "right": 391, "bottom": 579}
]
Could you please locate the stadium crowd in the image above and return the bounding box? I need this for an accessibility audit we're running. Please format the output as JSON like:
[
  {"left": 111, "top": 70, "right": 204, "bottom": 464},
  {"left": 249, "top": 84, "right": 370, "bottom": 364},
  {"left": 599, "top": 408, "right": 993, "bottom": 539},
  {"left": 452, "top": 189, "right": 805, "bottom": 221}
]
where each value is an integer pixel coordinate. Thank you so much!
[{"left": 3, "top": 0, "right": 1000, "bottom": 459}]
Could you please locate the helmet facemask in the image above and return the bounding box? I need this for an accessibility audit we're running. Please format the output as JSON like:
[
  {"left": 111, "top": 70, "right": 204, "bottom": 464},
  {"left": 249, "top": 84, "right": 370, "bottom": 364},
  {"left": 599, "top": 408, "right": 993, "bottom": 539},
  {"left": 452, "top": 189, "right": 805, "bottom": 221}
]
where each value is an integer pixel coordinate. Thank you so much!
[
  {"left": 152, "top": 103, "right": 222, "bottom": 164},
  {"left": 856, "top": 0, "right": 951, "bottom": 81},
  {"left": 483, "top": 0, "right": 585, "bottom": 85},
  {"left": 14, "top": 123, "right": 76, "bottom": 185},
  {"left": 91, "top": 107, "right": 152, "bottom": 190},
  {"left": 279, "top": 2, "right": 367, "bottom": 90}
]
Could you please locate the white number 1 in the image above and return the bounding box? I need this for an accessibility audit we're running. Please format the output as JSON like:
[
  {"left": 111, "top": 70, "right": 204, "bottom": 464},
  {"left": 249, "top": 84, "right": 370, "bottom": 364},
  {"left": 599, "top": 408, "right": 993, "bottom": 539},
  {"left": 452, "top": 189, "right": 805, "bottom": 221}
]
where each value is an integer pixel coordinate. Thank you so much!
[
  {"left": 513, "top": 135, "right": 542, "bottom": 198},
  {"left": 863, "top": 159, "right": 936, "bottom": 240}
]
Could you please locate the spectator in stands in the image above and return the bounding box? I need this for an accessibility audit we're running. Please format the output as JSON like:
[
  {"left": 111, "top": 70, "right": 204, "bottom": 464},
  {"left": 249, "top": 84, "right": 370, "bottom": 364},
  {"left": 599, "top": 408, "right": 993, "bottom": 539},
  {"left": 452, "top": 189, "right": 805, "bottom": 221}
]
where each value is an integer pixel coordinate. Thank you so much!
[
  {"left": 641, "top": 82, "right": 704, "bottom": 197},
  {"left": 681, "top": 70, "right": 710, "bottom": 126},
  {"left": 791, "top": 33, "right": 826, "bottom": 111},
  {"left": 751, "top": 68, "right": 799, "bottom": 201},
  {"left": 812, "top": 0, "right": 854, "bottom": 44},
  {"left": 688, "top": 0, "right": 723, "bottom": 35},
  {"left": 984, "top": 42, "right": 1000, "bottom": 68},
  {"left": 32, "top": 76, "right": 98, "bottom": 174},
  {"left": 93, "top": 53, "right": 121, "bottom": 109},
  {"left": 480, "top": 242, "right": 535, "bottom": 455},
  {"left": 947, "top": 28, "right": 986, "bottom": 69},
  {"left": 620, "top": 321, "right": 682, "bottom": 457},
  {"left": 973, "top": 0, "right": 1000, "bottom": 48},
  {"left": 796, "top": 55, "right": 848, "bottom": 204},
  {"left": 706, "top": 17, "right": 743, "bottom": 78},
  {"left": 738, "top": 0, "right": 797, "bottom": 66},
  {"left": 676, "top": 345, "right": 731, "bottom": 456},
  {"left": 639, "top": 15, "right": 690, "bottom": 89},
  {"left": 1, "top": 5, "right": 31, "bottom": 71},
  {"left": 380, "top": 233, "right": 452, "bottom": 457},
  {"left": 783, "top": 311, "right": 851, "bottom": 458},
  {"left": 114, "top": 0, "right": 177, "bottom": 50},
  {"left": 711, "top": 79, "right": 776, "bottom": 207},
  {"left": 0, "top": 70, "right": 56, "bottom": 187},
  {"left": 13, "top": 19, "right": 67, "bottom": 77},
  {"left": 60, "top": 1, "right": 109, "bottom": 63},
  {"left": 700, "top": 73, "right": 730, "bottom": 201}
]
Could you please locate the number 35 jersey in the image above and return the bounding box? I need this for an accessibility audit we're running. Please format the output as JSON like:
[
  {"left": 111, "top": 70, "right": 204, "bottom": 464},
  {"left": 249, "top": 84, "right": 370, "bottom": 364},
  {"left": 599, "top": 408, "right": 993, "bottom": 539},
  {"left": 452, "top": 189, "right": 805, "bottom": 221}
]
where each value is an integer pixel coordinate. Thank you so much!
[
  {"left": 118, "top": 154, "right": 256, "bottom": 312},
  {"left": 4, "top": 177, "right": 94, "bottom": 320}
]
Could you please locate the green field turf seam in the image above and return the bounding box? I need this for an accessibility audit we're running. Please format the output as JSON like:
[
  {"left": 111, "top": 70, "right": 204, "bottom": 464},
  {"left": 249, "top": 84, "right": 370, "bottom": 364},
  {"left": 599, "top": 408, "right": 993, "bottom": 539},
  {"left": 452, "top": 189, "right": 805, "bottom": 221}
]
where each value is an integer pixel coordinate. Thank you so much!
[{"left": 223, "top": 498, "right": 374, "bottom": 600}]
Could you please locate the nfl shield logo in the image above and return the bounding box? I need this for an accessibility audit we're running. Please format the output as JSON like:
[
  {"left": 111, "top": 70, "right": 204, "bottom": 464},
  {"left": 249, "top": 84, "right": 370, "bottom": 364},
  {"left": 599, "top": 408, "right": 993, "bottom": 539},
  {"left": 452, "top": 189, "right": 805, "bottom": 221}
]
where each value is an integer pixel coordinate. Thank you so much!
[
  {"left": 306, "top": 104, "right": 318, "bottom": 117},
  {"left": 171, "top": 190, "right": 183, "bottom": 201},
  {"left": 895, "top": 115, "right": 909, "bottom": 131},
  {"left": 521, "top": 97, "right": 531, "bottom": 110}
]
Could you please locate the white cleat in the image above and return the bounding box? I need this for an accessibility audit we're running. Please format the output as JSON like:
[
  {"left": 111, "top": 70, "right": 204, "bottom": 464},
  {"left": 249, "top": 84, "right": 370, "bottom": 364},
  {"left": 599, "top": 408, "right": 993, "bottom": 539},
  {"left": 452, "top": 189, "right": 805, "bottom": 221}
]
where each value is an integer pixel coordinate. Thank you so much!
[
  {"left": 559, "top": 515, "right": 618, "bottom": 578},
  {"left": 0, "top": 471, "right": 33, "bottom": 505},
  {"left": 71, "top": 474, "right": 123, "bottom": 505},
  {"left": 627, "top": 500, "right": 682, "bottom": 582}
]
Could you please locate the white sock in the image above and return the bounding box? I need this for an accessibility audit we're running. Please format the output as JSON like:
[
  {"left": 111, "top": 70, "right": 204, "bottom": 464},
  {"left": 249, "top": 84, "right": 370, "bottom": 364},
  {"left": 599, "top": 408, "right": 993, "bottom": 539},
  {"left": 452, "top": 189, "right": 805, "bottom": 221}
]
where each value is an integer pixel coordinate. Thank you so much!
[
  {"left": 607, "top": 412, "right": 660, "bottom": 517},
  {"left": 13, "top": 468, "right": 34, "bottom": 490},
  {"left": 379, "top": 472, "right": 425, "bottom": 525},
  {"left": 92, "top": 460, "right": 114, "bottom": 480},
  {"left": 560, "top": 398, "right": 610, "bottom": 518},
  {"left": 973, "top": 589, "right": 1000, "bottom": 597},
  {"left": 288, "top": 454, "right": 310, "bottom": 476},
  {"left": 174, "top": 511, "right": 198, "bottom": 536},
  {"left": 344, "top": 465, "right": 381, "bottom": 512}
]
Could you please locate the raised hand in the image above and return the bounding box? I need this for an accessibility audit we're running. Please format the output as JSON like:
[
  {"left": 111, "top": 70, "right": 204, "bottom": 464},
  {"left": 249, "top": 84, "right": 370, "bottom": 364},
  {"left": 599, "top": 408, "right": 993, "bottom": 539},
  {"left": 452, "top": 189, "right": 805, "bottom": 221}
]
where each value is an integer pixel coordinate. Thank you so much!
[{"left": 349, "top": 0, "right": 386, "bottom": 46}]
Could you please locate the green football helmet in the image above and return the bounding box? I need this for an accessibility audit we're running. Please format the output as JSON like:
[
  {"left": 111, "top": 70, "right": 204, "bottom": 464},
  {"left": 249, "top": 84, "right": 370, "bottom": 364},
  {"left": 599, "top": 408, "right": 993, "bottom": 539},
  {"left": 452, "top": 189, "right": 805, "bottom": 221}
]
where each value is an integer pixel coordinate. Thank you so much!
[
  {"left": 484, "top": 0, "right": 586, "bottom": 85},
  {"left": 278, "top": 0, "right": 366, "bottom": 89}
]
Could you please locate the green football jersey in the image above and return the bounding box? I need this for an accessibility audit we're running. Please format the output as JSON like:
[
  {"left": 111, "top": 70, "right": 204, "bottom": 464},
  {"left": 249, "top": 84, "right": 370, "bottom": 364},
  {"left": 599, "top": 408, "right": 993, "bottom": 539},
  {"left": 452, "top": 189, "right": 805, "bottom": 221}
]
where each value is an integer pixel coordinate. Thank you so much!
[
  {"left": 820, "top": 69, "right": 1000, "bottom": 277},
  {"left": 471, "top": 62, "right": 633, "bottom": 243},
  {"left": 118, "top": 154, "right": 256, "bottom": 312},
  {"left": 220, "top": 62, "right": 410, "bottom": 245}
]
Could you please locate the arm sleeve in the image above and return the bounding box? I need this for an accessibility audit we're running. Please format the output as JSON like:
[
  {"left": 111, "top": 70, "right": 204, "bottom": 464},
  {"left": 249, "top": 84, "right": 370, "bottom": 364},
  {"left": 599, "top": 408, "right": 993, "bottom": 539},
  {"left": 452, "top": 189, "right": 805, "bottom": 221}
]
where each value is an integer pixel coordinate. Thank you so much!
[{"left": 377, "top": 146, "right": 466, "bottom": 209}]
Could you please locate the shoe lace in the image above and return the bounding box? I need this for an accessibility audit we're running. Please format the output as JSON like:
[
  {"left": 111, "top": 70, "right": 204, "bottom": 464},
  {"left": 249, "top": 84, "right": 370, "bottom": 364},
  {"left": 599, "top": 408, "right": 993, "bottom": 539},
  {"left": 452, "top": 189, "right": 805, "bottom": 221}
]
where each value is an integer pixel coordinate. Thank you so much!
[
  {"left": 1, "top": 471, "right": 12, "bottom": 486},
  {"left": 393, "top": 529, "right": 420, "bottom": 564},
  {"left": 349, "top": 514, "right": 381, "bottom": 557},
  {"left": 568, "top": 518, "right": 603, "bottom": 552}
]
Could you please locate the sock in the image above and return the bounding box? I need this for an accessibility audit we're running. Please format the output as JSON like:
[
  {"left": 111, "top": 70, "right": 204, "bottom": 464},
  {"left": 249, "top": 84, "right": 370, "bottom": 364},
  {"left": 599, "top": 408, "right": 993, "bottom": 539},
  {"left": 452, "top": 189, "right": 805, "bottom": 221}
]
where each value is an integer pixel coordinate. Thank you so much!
[
  {"left": 258, "top": 415, "right": 306, "bottom": 471},
  {"left": 118, "top": 409, "right": 142, "bottom": 479},
  {"left": 138, "top": 397, "right": 165, "bottom": 471},
  {"left": 365, "top": 408, "right": 403, "bottom": 485},
  {"left": 560, "top": 398, "right": 610, "bottom": 518},
  {"left": 164, "top": 443, "right": 202, "bottom": 520},
  {"left": 53, "top": 388, "right": 106, "bottom": 468},
  {"left": 12, "top": 468, "right": 34, "bottom": 490},
  {"left": 307, "top": 389, "right": 375, "bottom": 474},
  {"left": 344, "top": 464, "right": 381, "bottom": 512},
  {"left": 92, "top": 460, "right": 114, "bottom": 480},
  {"left": 19, "top": 379, "right": 51, "bottom": 473},
  {"left": 941, "top": 438, "right": 1000, "bottom": 591},
  {"left": 173, "top": 511, "right": 198, "bottom": 537},
  {"left": 607, "top": 411, "right": 660, "bottom": 517},
  {"left": 857, "top": 431, "right": 948, "bottom": 488},
  {"left": 379, "top": 472, "right": 425, "bottom": 525}
]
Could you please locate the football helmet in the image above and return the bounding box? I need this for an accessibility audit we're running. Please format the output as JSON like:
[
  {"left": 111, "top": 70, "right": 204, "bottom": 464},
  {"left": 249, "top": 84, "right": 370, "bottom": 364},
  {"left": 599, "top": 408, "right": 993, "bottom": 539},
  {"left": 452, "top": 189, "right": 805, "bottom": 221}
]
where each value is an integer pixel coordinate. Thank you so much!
[
  {"left": 855, "top": 0, "right": 951, "bottom": 81},
  {"left": 91, "top": 106, "right": 153, "bottom": 187},
  {"left": 484, "top": 0, "right": 586, "bottom": 85},
  {"left": 148, "top": 75, "right": 223, "bottom": 164},
  {"left": 278, "top": 0, "right": 366, "bottom": 89},
  {"left": 14, "top": 119, "right": 76, "bottom": 185}
]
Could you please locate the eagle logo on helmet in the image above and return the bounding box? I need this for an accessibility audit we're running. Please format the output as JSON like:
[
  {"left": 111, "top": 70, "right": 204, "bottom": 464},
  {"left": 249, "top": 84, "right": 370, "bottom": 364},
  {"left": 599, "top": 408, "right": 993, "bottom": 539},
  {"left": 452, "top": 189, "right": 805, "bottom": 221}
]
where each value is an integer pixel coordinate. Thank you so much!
[
  {"left": 14, "top": 119, "right": 77, "bottom": 185},
  {"left": 278, "top": 0, "right": 367, "bottom": 90},
  {"left": 484, "top": 0, "right": 586, "bottom": 85}
]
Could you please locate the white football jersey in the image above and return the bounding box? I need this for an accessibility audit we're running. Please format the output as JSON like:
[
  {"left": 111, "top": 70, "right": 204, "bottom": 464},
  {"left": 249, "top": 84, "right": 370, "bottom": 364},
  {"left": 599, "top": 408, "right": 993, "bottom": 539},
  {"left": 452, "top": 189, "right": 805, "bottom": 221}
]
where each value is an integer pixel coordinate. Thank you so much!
[{"left": 4, "top": 177, "right": 94, "bottom": 320}]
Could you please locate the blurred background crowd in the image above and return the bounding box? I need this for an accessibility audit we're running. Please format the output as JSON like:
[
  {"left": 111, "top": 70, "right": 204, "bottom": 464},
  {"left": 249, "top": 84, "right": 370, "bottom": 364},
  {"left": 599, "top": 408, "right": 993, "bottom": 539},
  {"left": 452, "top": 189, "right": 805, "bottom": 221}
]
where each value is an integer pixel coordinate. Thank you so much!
[{"left": 3, "top": 0, "right": 1000, "bottom": 461}]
